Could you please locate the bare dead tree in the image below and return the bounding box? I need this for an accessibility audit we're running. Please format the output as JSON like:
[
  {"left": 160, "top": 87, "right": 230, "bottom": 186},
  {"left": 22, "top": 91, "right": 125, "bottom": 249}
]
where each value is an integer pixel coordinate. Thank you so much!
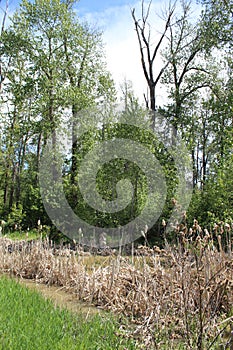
[{"left": 131, "top": 0, "right": 175, "bottom": 129}]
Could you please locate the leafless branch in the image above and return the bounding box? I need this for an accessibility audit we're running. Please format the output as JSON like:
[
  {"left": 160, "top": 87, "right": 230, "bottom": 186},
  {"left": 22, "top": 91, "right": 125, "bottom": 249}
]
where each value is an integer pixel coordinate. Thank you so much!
[
  {"left": 1, "top": 0, "right": 8, "bottom": 34},
  {"left": 131, "top": 1, "right": 176, "bottom": 111}
]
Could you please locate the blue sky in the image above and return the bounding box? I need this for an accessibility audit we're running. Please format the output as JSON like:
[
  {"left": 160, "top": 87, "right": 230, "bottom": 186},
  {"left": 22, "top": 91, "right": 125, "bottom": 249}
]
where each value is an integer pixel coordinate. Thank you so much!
[
  {"left": 77, "top": 0, "right": 133, "bottom": 13},
  {"left": 7, "top": 0, "right": 136, "bottom": 15}
]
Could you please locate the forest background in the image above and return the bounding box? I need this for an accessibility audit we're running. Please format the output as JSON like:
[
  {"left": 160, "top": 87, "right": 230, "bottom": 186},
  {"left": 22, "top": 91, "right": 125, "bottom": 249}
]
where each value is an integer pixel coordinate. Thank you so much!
[{"left": 0, "top": 0, "right": 232, "bottom": 246}]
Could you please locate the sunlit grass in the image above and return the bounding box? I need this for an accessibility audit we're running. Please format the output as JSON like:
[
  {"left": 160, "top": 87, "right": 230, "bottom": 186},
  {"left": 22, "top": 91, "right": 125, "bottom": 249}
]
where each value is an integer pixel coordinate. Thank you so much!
[
  {"left": 0, "top": 276, "right": 136, "bottom": 350},
  {"left": 3, "top": 230, "right": 40, "bottom": 241}
]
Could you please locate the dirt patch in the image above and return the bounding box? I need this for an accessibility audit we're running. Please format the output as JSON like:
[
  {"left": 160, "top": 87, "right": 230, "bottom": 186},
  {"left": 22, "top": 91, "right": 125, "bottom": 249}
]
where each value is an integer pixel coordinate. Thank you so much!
[{"left": 16, "top": 277, "right": 103, "bottom": 317}]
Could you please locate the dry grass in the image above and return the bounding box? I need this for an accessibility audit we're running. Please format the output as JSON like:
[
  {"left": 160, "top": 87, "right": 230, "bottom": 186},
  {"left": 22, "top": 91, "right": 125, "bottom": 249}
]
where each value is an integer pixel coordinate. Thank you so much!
[{"left": 0, "top": 233, "right": 232, "bottom": 349}]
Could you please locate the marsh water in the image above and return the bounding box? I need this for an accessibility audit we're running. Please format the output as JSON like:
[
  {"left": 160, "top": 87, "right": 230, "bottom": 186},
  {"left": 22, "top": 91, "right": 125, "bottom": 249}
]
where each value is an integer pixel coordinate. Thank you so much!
[{"left": 15, "top": 277, "right": 102, "bottom": 316}]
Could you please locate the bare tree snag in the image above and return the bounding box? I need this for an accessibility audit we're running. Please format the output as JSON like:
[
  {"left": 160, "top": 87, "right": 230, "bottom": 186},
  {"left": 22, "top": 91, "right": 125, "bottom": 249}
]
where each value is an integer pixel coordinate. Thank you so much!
[{"left": 131, "top": 0, "right": 175, "bottom": 129}]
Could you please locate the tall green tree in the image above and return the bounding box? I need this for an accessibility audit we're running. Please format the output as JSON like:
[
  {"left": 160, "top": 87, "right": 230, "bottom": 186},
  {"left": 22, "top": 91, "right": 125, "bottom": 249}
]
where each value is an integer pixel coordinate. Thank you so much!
[
  {"left": 199, "top": 0, "right": 233, "bottom": 50},
  {"left": 0, "top": 0, "right": 115, "bottom": 228}
]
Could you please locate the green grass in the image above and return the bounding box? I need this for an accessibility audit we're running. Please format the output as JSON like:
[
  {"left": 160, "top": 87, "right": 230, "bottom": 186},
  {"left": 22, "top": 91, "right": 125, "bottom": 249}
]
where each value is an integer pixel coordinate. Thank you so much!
[
  {"left": 0, "top": 276, "right": 136, "bottom": 350},
  {"left": 2, "top": 230, "right": 40, "bottom": 241}
]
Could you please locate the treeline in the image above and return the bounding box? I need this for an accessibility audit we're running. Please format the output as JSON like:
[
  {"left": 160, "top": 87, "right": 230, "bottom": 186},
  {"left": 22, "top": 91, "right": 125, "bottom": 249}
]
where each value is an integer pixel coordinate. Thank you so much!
[{"left": 0, "top": 0, "right": 232, "bottom": 243}]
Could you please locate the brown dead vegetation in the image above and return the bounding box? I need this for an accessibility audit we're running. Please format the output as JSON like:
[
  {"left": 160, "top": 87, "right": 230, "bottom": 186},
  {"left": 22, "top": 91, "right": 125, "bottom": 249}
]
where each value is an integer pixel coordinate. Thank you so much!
[{"left": 0, "top": 233, "right": 232, "bottom": 349}]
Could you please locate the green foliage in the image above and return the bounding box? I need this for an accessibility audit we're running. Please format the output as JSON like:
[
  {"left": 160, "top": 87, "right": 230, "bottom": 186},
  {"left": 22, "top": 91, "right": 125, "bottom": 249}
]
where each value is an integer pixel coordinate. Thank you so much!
[
  {"left": 199, "top": 0, "right": 233, "bottom": 50},
  {"left": 6, "top": 204, "right": 24, "bottom": 227},
  {"left": 0, "top": 0, "right": 115, "bottom": 230},
  {"left": 159, "top": 0, "right": 233, "bottom": 238},
  {"left": 188, "top": 156, "right": 233, "bottom": 228},
  {"left": 63, "top": 99, "right": 178, "bottom": 237}
]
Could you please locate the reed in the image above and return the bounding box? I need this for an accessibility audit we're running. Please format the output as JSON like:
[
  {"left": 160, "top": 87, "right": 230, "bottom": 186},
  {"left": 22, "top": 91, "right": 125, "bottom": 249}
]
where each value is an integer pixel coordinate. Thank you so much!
[{"left": 0, "top": 230, "right": 232, "bottom": 349}]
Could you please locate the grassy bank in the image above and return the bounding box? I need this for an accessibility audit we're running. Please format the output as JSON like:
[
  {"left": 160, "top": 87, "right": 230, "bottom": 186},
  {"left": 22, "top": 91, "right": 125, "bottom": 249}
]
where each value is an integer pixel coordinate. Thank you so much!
[{"left": 0, "top": 276, "right": 136, "bottom": 350}]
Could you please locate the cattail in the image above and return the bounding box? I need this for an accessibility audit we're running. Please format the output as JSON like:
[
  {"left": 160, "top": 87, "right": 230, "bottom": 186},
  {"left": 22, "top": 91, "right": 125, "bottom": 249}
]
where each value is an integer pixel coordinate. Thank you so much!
[
  {"left": 217, "top": 234, "right": 223, "bottom": 252},
  {"left": 171, "top": 198, "right": 177, "bottom": 206},
  {"left": 213, "top": 223, "right": 218, "bottom": 234},
  {"left": 204, "top": 228, "right": 210, "bottom": 237},
  {"left": 153, "top": 246, "right": 161, "bottom": 253}
]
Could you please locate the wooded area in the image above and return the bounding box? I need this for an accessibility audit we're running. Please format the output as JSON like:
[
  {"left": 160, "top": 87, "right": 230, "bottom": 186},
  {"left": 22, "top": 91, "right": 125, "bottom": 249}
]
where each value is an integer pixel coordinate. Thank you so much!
[{"left": 0, "top": 0, "right": 232, "bottom": 244}]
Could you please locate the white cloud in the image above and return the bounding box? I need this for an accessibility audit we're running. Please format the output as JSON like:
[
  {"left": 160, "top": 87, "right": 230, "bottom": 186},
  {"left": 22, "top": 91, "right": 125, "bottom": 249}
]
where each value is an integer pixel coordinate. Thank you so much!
[
  {"left": 79, "top": 1, "right": 169, "bottom": 106},
  {"left": 103, "top": 5, "right": 146, "bottom": 100}
]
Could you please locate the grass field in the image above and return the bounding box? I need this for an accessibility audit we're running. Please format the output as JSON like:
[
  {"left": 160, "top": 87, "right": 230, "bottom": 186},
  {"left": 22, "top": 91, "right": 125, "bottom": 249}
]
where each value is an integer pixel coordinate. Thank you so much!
[{"left": 0, "top": 276, "right": 136, "bottom": 350}]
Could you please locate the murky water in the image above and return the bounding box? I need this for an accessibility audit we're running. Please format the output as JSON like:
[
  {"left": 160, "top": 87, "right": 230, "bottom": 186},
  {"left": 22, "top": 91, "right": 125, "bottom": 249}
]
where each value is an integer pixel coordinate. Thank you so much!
[{"left": 15, "top": 277, "right": 103, "bottom": 317}]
